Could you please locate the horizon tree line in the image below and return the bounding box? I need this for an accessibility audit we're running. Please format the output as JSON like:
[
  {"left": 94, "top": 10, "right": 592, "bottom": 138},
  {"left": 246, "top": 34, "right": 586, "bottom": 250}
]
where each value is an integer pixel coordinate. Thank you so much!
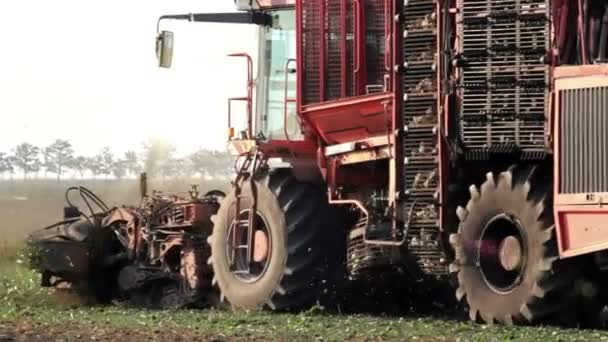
[{"left": 0, "top": 139, "right": 233, "bottom": 181}]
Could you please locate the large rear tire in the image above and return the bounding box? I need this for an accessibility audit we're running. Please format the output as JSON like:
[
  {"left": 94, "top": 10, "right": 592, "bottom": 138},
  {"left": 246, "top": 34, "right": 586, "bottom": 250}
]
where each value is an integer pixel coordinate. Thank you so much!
[
  {"left": 209, "top": 169, "right": 333, "bottom": 310},
  {"left": 450, "top": 166, "right": 576, "bottom": 325}
]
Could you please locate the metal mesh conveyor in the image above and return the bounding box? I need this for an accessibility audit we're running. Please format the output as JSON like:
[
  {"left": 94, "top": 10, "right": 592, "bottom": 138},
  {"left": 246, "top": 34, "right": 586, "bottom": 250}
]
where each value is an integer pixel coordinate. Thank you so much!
[
  {"left": 402, "top": 0, "right": 448, "bottom": 275},
  {"left": 457, "top": 0, "right": 550, "bottom": 156}
]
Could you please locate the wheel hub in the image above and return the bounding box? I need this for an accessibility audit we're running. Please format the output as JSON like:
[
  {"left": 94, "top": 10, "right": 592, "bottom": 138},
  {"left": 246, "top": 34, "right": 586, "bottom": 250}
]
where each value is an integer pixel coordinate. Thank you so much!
[
  {"left": 478, "top": 213, "right": 527, "bottom": 293},
  {"left": 253, "top": 230, "right": 269, "bottom": 262},
  {"left": 498, "top": 235, "right": 523, "bottom": 272}
]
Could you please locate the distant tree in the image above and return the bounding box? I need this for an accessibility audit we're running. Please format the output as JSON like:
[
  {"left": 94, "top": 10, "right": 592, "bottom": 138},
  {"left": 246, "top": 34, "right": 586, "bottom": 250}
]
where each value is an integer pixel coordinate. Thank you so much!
[
  {"left": 189, "top": 149, "right": 213, "bottom": 177},
  {"left": 6, "top": 156, "right": 16, "bottom": 181},
  {"left": 161, "top": 157, "right": 189, "bottom": 179},
  {"left": 13, "top": 143, "right": 41, "bottom": 180},
  {"left": 124, "top": 150, "right": 141, "bottom": 177},
  {"left": 188, "top": 149, "right": 234, "bottom": 179},
  {"left": 142, "top": 138, "right": 176, "bottom": 179},
  {"left": 98, "top": 147, "right": 114, "bottom": 179},
  {"left": 69, "top": 156, "right": 88, "bottom": 179},
  {"left": 42, "top": 146, "right": 56, "bottom": 177},
  {"left": 0, "top": 153, "right": 11, "bottom": 179},
  {"left": 44, "top": 139, "right": 74, "bottom": 181},
  {"left": 111, "top": 159, "right": 128, "bottom": 179},
  {"left": 85, "top": 156, "right": 103, "bottom": 179},
  {"left": 213, "top": 151, "right": 234, "bottom": 177}
]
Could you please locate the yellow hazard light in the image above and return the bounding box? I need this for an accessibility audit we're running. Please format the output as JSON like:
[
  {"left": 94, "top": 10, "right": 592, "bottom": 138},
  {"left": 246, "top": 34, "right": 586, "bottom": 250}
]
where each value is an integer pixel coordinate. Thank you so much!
[{"left": 228, "top": 127, "right": 235, "bottom": 139}]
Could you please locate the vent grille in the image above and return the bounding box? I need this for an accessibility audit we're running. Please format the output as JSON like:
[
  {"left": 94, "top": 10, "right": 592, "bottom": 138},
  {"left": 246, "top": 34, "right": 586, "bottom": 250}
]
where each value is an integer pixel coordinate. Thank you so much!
[
  {"left": 300, "top": 0, "right": 386, "bottom": 105},
  {"left": 560, "top": 87, "right": 608, "bottom": 194},
  {"left": 326, "top": 1, "right": 356, "bottom": 100},
  {"left": 365, "top": 0, "right": 388, "bottom": 89},
  {"left": 302, "top": 0, "right": 322, "bottom": 104}
]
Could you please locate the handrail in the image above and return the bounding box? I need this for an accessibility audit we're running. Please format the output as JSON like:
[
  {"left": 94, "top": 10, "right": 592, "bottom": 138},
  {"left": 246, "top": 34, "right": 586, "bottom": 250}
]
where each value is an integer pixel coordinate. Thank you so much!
[
  {"left": 354, "top": 0, "right": 362, "bottom": 73},
  {"left": 283, "top": 58, "right": 297, "bottom": 141},
  {"left": 384, "top": 0, "right": 392, "bottom": 72},
  {"left": 227, "top": 53, "right": 254, "bottom": 139}
]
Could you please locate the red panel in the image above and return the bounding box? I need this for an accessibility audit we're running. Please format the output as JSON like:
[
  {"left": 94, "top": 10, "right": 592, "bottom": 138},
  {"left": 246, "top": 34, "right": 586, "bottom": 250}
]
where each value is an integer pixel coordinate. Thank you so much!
[
  {"left": 256, "top": 0, "right": 295, "bottom": 7},
  {"left": 301, "top": 93, "right": 391, "bottom": 144},
  {"left": 556, "top": 208, "right": 608, "bottom": 258},
  {"left": 258, "top": 139, "right": 317, "bottom": 158},
  {"left": 296, "top": 0, "right": 392, "bottom": 146}
]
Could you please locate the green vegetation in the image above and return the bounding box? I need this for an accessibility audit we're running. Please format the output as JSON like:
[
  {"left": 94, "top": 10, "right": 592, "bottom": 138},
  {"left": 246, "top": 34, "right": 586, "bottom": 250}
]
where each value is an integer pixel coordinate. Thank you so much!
[
  {"left": 1, "top": 247, "right": 608, "bottom": 341},
  {"left": 0, "top": 180, "right": 607, "bottom": 341}
]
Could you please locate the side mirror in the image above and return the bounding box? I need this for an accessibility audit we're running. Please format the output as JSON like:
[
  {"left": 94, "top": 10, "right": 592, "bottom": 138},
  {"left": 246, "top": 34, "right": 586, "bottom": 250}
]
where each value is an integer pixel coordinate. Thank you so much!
[{"left": 156, "top": 31, "right": 174, "bottom": 68}]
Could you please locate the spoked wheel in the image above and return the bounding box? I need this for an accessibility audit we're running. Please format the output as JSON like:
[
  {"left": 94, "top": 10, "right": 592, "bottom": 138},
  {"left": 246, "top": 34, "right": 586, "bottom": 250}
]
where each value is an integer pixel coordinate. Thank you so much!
[
  {"left": 208, "top": 169, "right": 334, "bottom": 310},
  {"left": 450, "top": 165, "right": 577, "bottom": 325}
]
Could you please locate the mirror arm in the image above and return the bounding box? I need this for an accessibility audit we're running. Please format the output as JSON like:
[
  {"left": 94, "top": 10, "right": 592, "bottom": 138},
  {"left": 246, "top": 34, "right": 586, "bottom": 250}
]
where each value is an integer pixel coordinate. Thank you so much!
[{"left": 157, "top": 11, "right": 272, "bottom": 32}]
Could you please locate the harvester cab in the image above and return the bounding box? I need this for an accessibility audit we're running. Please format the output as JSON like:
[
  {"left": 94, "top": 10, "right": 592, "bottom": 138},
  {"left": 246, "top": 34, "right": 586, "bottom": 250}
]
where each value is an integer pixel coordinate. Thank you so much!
[{"left": 155, "top": 3, "right": 307, "bottom": 163}]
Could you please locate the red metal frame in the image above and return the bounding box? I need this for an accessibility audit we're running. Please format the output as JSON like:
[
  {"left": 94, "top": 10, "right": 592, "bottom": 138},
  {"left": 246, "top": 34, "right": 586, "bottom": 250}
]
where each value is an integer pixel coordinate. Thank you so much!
[
  {"left": 294, "top": 0, "right": 402, "bottom": 217},
  {"left": 438, "top": 0, "right": 448, "bottom": 233},
  {"left": 340, "top": 0, "right": 347, "bottom": 98},
  {"left": 283, "top": 58, "right": 297, "bottom": 141},
  {"left": 300, "top": 92, "right": 392, "bottom": 144},
  {"left": 576, "top": 0, "right": 589, "bottom": 64},
  {"left": 388, "top": 0, "right": 404, "bottom": 233},
  {"left": 354, "top": 0, "right": 366, "bottom": 94},
  {"left": 227, "top": 53, "right": 254, "bottom": 138},
  {"left": 267, "top": 1, "right": 608, "bottom": 264},
  {"left": 296, "top": 2, "right": 303, "bottom": 114},
  {"left": 320, "top": 1, "right": 326, "bottom": 103},
  {"left": 256, "top": 0, "right": 295, "bottom": 8},
  {"left": 553, "top": 64, "right": 608, "bottom": 258}
]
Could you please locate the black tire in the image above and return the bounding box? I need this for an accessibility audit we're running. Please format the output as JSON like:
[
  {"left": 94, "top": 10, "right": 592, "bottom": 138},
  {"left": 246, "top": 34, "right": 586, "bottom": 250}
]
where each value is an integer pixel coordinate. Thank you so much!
[
  {"left": 208, "top": 169, "right": 331, "bottom": 310},
  {"left": 450, "top": 165, "right": 576, "bottom": 325}
]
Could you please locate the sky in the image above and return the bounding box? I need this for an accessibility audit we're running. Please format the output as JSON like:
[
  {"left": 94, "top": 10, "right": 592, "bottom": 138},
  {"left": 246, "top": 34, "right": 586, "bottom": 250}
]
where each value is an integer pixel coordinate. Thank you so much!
[{"left": 0, "top": 1, "right": 259, "bottom": 157}]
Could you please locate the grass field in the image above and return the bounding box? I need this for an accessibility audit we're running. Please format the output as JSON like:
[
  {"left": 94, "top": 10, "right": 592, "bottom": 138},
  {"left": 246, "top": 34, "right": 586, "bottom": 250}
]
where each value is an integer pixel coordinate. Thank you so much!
[
  {"left": 3, "top": 181, "right": 608, "bottom": 341},
  {"left": 1, "top": 248, "right": 608, "bottom": 341}
]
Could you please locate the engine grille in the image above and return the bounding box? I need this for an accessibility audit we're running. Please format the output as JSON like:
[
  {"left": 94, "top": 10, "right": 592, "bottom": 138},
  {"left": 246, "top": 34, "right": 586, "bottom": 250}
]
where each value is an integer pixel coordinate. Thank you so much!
[
  {"left": 559, "top": 87, "right": 608, "bottom": 194},
  {"left": 457, "top": 0, "right": 550, "bottom": 154}
]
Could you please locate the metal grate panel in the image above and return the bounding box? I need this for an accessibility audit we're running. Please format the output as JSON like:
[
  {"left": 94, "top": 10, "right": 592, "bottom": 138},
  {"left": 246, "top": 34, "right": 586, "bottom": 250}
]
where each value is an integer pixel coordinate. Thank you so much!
[
  {"left": 365, "top": 0, "right": 388, "bottom": 89},
  {"left": 302, "top": 0, "right": 322, "bottom": 104},
  {"left": 457, "top": 0, "right": 550, "bottom": 153},
  {"left": 326, "top": 1, "right": 356, "bottom": 100},
  {"left": 301, "top": 0, "right": 361, "bottom": 104},
  {"left": 402, "top": 0, "right": 447, "bottom": 275},
  {"left": 560, "top": 87, "right": 608, "bottom": 194}
]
